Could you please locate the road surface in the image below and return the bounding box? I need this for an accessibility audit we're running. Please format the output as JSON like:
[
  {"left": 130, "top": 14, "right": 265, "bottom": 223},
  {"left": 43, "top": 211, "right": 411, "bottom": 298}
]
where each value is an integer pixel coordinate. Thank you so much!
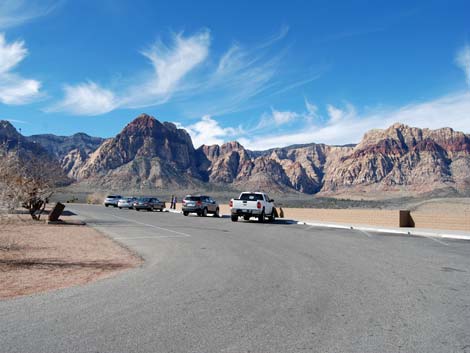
[{"left": 1, "top": 204, "right": 470, "bottom": 353}]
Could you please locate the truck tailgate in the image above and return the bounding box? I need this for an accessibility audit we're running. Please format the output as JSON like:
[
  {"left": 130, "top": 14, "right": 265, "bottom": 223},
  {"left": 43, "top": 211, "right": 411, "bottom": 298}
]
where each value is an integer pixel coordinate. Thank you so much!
[{"left": 232, "top": 200, "right": 259, "bottom": 210}]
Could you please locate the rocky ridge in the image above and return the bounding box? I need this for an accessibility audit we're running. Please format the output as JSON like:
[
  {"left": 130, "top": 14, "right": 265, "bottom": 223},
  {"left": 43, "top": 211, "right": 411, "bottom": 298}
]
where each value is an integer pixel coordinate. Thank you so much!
[{"left": 1, "top": 116, "right": 469, "bottom": 196}]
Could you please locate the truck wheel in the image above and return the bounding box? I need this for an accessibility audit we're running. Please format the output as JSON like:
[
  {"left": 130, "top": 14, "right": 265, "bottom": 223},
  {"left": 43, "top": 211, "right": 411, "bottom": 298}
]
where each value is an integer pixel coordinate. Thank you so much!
[
  {"left": 268, "top": 211, "right": 276, "bottom": 222},
  {"left": 243, "top": 215, "right": 250, "bottom": 221},
  {"left": 214, "top": 208, "right": 220, "bottom": 217},
  {"left": 202, "top": 208, "right": 208, "bottom": 217},
  {"left": 105, "top": 204, "right": 109, "bottom": 207},
  {"left": 231, "top": 215, "right": 238, "bottom": 222},
  {"left": 183, "top": 211, "right": 188, "bottom": 216},
  {"left": 136, "top": 208, "right": 140, "bottom": 211},
  {"left": 258, "top": 210, "right": 265, "bottom": 223}
]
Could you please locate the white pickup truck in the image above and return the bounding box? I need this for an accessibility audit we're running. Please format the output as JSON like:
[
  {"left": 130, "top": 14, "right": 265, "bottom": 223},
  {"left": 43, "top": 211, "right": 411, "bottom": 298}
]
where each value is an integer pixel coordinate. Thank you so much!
[{"left": 229, "top": 192, "right": 275, "bottom": 223}]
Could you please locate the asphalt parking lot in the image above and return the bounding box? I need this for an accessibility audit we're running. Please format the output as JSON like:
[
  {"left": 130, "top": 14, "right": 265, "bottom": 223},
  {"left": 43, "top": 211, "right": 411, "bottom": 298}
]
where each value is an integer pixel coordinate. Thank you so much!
[{"left": 1, "top": 204, "right": 469, "bottom": 353}]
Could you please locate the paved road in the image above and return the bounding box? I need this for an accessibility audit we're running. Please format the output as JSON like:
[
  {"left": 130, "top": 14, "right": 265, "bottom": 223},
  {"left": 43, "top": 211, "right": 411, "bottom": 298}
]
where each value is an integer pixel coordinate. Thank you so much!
[{"left": 1, "top": 205, "right": 470, "bottom": 353}]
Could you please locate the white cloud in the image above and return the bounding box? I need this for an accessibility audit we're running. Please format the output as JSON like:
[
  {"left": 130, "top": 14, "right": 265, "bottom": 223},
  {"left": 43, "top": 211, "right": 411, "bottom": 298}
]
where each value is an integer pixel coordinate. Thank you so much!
[
  {"left": 257, "top": 108, "right": 299, "bottom": 129},
  {"left": 0, "top": 75, "right": 41, "bottom": 105},
  {"left": 0, "top": 33, "right": 41, "bottom": 105},
  {"left": 177, "top": 115, "right": 242, "bottom": 148},
  {"left": 305, "top": 98, "right": 318, "bottom": 117},
  {"left": 49, "top": 27, "right": 316, "bottom": 117},
  {"left": 124, "top": 30, "right": 210, "bottom": 108},
  {"left": 272, "top": 110, "right": 298, "bottom": 125},
  {"left": 228, "top": 91, "right": 470, "bottom": 150},
  {"left": 50, "top": 30, "right": 211, "bottom": 115},
  {"left": 0, "top": 0, "right": 60, "bottom": 29},
  {"left": 456, "top": 44, "right": 470, "bottom": 89},
  {"left": 47, "top": 81, "right": 117, "bottom": 116},
  {"left": 0, "top": 34, "right": 27, "bottom": 74},
  {"left": 186, "top": 30, "right": 293, "bottom": 117},
  {"left": 326, "top": 103, "right": 356, "bottom": 124}
]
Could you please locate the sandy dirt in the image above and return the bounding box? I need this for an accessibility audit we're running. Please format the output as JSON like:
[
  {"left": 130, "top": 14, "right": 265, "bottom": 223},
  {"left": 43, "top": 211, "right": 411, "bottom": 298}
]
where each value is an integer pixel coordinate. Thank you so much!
[
  {"left": 408, "top": 197, "right": 470, "bottom": 213},
  {"left": 0, "top": 212, "right": 142, "bottom": 300}
]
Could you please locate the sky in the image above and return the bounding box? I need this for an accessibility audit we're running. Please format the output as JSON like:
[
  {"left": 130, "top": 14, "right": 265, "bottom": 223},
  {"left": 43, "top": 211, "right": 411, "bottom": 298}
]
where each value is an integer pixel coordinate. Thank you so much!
[{"left": 0, "top": 0, "right": 469, "bottom": 150}]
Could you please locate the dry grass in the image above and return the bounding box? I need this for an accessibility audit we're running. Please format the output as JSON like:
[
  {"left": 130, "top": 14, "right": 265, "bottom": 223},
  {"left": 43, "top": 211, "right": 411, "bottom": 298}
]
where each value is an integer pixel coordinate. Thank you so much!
[{"left": 0, "top": 213, "right": 142, "bottom": 300}]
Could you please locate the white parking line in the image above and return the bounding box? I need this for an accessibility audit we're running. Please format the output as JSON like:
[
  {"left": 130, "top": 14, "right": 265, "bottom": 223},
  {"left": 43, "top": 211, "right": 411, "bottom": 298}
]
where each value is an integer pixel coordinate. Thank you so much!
[
  {"left": 424, "top": 235, "right": 449, "bottom": 246},
  {"left": 109, "top": 214, "right": 191, "bottom": 237},
  {"left": 114, "top": 236, "right": 187, "bottom": 240},
  {"left": 356, "top": 229, "right": 373, "bottom": 238}
]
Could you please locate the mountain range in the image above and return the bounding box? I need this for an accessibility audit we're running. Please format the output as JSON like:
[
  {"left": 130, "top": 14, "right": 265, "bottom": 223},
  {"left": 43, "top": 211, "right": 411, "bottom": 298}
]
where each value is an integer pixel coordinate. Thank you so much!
[{"left": 1, "top": 114, "right": 469, "bottom": 197}]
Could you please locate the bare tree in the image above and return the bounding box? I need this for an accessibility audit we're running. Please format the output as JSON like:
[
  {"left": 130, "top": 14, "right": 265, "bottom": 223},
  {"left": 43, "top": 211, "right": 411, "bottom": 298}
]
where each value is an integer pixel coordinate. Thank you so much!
[{"left": 0, "top": 141, "right": 66, "bottom": 220}]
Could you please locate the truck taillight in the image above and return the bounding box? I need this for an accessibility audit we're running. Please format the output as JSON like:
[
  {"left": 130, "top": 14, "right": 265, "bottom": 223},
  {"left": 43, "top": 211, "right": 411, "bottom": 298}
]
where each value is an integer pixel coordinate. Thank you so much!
[
  {"left": 197, "top": 201, "right": 202, "bottom": 206},
  {"left": 229, "top": 200, "right": 233, "bottom": 208},
  {"left": 257, "top": 201, "right": 261, "bottom": 209}
]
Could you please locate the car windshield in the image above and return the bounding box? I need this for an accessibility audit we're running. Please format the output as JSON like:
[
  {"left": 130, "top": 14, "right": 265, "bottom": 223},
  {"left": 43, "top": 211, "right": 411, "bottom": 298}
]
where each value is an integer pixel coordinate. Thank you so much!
[
  {"left": 107, "top": 195, "right": 119, "bottom": 199},
  {"left": 239, "top": 193, "right": 263, "bottom": 201},
  {"left": 138, "top": 198, "right": 151, "bottom": 202},
  {"left": 184, "top": 196, "right": 201, "bottom": 201}
]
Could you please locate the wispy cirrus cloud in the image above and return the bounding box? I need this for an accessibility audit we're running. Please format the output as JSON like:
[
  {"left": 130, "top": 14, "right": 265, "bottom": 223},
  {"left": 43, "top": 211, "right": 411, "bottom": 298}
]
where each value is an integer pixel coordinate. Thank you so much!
[
  {"left": 48, "top": 30, "right": 211, "bottom": 116},
  {"left": 123, "top": 30, "right": 211, "bottom": 108},
  {"left": 0, "top": 0, "right": 61, "bottom": 29},
  {"left": 456, "top": 44, "right": 470, "bottom": 89},
  {"left": 188, "top": 44, "right": 470, "bottom": 150},
  {"left": 0, "top": 33, "right": 41, "bottom": 105},
  {"left": 237, "top": 91, "right": 470, "bottom": 150},
  {"left": 48, "top": 27, "right": 318, "bottom": 117}
]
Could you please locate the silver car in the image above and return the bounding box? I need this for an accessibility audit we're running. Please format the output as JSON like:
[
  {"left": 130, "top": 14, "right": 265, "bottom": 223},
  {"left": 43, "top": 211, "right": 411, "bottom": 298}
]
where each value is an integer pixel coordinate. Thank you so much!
[
  {"left": 182, "top": 195, "right": 220, "bottom": 217},
  {"left": 117, "top": 197, "right": 137, "bottom": 209},
  {"left": 104, "top": 195, "right": 122, "bottom": 207}
]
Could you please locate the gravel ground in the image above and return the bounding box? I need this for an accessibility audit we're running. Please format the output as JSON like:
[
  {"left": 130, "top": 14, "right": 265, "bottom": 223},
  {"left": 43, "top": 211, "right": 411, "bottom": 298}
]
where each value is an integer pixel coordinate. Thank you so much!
[{"left": 0, "top": 212, "right": 142, "bottom": 300}]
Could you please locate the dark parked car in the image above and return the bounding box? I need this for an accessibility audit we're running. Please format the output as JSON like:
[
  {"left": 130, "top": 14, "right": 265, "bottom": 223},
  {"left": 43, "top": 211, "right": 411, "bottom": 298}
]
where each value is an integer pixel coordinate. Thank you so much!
[
  {"left": 103, "top": 195, "right": 122, "bottom": 207},
  {"left": 133, "top": 197, "right": 166, "bottom": 211},
  {"left": 182, "top": 195, "right": 220, "bottom": 217}
]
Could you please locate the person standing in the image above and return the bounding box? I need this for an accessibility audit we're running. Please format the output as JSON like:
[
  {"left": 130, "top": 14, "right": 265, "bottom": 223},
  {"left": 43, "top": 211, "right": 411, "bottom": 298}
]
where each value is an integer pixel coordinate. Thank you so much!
[
  {"left": 170, "top": 195, "right": 175, "bottom": 209},
  {"left": 172, "top": 196, "right": 177, "bottom": 210}
]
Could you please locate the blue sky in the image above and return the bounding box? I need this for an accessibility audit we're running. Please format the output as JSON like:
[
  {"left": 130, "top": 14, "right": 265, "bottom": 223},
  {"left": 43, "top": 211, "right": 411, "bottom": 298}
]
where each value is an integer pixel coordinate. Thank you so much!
[{"left": 0, "top": 0, "right": 469, "bottom": 149}]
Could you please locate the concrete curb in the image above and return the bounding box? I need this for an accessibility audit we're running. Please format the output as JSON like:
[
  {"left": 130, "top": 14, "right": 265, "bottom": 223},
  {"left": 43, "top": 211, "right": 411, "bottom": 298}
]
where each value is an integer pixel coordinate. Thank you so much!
[
  {"left": 165, "top": 208, "right": 182, "bottom": 214},
  {"left": 295, "top": 220, "right": 470, "bottom": 241}
]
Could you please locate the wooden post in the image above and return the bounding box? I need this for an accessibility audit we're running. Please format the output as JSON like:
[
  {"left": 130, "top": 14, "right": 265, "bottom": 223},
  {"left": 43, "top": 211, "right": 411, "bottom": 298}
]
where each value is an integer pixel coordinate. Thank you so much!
[
  {"left": 399, "top": 210, "right": 414, "bottom": 227},
  {"left": 48, "top": 202, "right": 65, "bottom": 222}
]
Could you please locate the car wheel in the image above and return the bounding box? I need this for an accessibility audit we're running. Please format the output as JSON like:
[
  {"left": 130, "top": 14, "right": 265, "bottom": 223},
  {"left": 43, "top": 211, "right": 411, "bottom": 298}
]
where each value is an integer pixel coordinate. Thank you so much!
[
  {"left": 183, "top": 211, "right": 189, "bottom": 216},
  {"left": 231, "top": 215, "right": 238, "bottom": 222},
  {"left": 258, "top": 210, "right": 265, "bottom": 223},
  {"left": 202, "top": 208, "right": 208, "bottom": 217},
  {"left": 119, "top": 207, "right": 122, "bottom": 209},
  {"left": 136, "top": 208, "right": 140, "bottom": 211},
  {"left": 243, "top": 215, "right": 250, "bottom": 221},
  {"left": 214, "top": 208, "right": 220, "bottom": 217},
  {"left": 105, "top": 204, "right": 109, "bottom": 207}
]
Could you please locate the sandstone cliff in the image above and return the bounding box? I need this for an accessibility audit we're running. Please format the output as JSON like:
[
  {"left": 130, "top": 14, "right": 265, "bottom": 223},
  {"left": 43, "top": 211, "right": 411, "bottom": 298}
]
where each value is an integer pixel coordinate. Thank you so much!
[{"left": 2, "top": 117, "right": 469, "bottom": 197}]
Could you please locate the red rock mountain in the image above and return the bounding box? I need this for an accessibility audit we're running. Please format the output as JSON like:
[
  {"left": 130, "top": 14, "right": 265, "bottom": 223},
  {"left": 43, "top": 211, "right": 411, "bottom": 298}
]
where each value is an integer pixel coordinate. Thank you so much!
[
  {"left": 2, "top": 116, "right": 469, "bottom": 196},
  {"left": 74, "top": 114, "right": 203, "bottom": 189}
]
